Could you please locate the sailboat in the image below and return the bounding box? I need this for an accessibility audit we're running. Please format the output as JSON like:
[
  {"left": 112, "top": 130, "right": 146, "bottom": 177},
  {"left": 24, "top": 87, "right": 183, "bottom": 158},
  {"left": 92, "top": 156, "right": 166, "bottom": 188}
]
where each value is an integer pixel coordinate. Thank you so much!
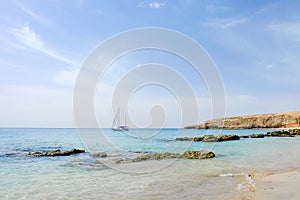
[{"left": 112, "top": 108, "right": 129, "bottom": 131}]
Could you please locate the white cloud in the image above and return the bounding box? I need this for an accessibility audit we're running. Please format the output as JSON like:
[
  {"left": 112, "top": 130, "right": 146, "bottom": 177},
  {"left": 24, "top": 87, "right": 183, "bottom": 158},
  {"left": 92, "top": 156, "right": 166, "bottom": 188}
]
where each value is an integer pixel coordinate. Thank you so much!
[
  {"left": 149, "top": 2, "right": 165, "bottom": 9},
  {"left": 11, "top": 25, "right": 74, "bottom": 65}
]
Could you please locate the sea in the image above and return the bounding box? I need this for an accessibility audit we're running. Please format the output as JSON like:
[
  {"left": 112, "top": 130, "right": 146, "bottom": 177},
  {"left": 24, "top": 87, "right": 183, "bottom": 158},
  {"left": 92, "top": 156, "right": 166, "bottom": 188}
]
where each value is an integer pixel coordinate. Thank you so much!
[{"left": 1, "top": 128, "right": 300, "bottom": 200}]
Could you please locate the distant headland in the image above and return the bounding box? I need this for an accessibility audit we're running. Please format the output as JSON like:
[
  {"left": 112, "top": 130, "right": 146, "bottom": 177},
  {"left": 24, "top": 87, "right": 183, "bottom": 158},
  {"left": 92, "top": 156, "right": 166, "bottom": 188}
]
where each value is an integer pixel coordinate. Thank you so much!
[{"left": 185, "top": 110, "right": 300, "bottom": 129}]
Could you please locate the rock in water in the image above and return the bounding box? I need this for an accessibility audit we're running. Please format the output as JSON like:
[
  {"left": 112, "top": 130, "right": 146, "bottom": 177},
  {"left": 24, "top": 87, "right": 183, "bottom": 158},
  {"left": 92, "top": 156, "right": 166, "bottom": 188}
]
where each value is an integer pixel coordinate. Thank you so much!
[
  {"left": 131, "top": 152, "right": 181, "bottom": 162},
  {"left": 93, "top": 152, "right": 108, "bottom": 158},
  {"left": 240, "top": 135, "right": 250, "bottom": 138},
  {"left": 29, "top": 149, "right": 85, "bottom": 157},
  {"left": 250, "top": 134, "right": 265, "bottom": 138},
  {"left": 202, "top": 135, "right": 218, "bottom": 142},
  {"left": 177, "top": 134, "right": 240, "bottom": 142},
  {"left": 217, "top": 134, "right": 240, "bottom": 142},
  {"left": 182, "top": 150, "right": 215, "bottom": 159}
]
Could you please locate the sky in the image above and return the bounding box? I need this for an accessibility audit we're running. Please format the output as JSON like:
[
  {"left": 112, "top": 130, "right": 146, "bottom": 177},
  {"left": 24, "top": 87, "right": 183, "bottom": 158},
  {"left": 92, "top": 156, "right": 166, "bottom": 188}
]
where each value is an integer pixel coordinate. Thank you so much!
[{"left": 0, "top": 0, "right": 300, "bottom": 128}]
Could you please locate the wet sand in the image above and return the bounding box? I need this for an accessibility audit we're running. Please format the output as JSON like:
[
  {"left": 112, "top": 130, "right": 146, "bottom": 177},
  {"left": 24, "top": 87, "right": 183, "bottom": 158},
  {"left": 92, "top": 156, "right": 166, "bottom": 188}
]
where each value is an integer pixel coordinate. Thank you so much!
[{"left": 254, "top": 169, "right": 300, "bottom": 200}]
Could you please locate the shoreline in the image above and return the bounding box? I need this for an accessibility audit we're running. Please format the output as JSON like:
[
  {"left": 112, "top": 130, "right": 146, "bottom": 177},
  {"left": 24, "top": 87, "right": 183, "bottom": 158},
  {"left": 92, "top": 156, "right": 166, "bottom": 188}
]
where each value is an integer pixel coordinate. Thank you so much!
[{"left": 252, "top": 168, "right": 300, "bottom": 200}]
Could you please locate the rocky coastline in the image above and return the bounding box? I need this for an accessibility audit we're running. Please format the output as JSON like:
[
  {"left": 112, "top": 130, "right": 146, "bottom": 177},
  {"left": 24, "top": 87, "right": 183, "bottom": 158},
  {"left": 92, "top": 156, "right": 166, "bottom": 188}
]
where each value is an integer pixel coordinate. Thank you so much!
[
  {"left": 185, "top": 110, "right": 300, "bottom": 129},
  {"left": 176, "top": 129, "right": 300, "bottom": 142},
  {"left": 3, "top": 129, "right": 300, "bottom": 164}
]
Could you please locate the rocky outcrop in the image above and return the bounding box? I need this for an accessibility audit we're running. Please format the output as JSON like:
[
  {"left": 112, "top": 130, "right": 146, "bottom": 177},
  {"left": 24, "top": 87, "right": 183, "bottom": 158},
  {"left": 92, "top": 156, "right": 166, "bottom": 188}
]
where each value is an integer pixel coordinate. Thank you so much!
[
  {"left": 176, "top": 134, "right": 240, "bottom": 142},
  {"left": 181, "top": 150, "right": 215, "bottom": 159},
  {"left": 250, "top": 134, "right": 265, "bottom": 138},
  {"left": 184, "top": 111, "right": 300, "bottom": 129},
  {"left": 176, "top": 136, "right": 204, "bottom": 141},
  {"left": 176, "top": 129, "right": 300, "bottom": 141},
  {"left": 28, "top": 149, "right": 85, "bottom": 157},
  {"left": 131, "top": 152, "right": 182, "bottom": 162},
  {"left": 250, "top": 129, "right": 300, "bottom": 138},
  {"left": 114, "top": 150, "right": 215, "bottom": 163}
]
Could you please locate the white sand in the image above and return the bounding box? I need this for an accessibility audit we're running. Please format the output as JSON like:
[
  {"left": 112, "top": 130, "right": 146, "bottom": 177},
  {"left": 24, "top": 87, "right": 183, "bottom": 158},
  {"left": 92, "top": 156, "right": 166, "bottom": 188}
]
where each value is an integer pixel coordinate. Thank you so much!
[{"left": 254, "top": 169, "right": 300, "bottom": 200}]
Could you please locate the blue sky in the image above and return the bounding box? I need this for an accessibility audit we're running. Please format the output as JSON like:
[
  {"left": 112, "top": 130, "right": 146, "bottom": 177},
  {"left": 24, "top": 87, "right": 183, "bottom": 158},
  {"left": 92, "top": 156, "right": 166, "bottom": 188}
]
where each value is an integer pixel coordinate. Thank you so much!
[{"left": 0, "top": 0, "right": 300, "bottom": 127}]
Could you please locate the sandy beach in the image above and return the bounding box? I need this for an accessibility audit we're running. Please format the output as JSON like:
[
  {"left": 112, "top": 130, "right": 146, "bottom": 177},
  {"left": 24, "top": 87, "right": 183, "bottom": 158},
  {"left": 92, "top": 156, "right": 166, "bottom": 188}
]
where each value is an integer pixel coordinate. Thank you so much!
[{"left": 254, "top": 169, "right": 300, "bottom": 200}]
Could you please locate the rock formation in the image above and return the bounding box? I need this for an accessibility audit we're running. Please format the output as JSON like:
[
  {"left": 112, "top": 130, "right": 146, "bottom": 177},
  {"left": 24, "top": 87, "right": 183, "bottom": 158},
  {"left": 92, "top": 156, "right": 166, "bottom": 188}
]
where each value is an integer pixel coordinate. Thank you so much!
[
  {"left": 176, "top": 129, "right": 300, "bottom": 141},
  {"left": 181, "top": 150, "right": 215, "bottom": 159},
  {"left": 184, "top": 111, "right": 300, "bottom": 129},
  {"left": 28, "top": 149, "right": 85, "bottom": 156},
  {"left": 176, "top": 134, "right": 240, "bottom": 142},
  {"left": 114, "top": 150, "right": 215, "bottom": 163}
]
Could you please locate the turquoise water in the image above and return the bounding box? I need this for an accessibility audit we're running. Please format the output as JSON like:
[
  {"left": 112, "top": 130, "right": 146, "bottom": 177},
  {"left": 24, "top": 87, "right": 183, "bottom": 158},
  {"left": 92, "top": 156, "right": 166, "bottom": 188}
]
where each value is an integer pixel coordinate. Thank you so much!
[{"left": 1, "top": 128, "right": 300, "bottom": 199}]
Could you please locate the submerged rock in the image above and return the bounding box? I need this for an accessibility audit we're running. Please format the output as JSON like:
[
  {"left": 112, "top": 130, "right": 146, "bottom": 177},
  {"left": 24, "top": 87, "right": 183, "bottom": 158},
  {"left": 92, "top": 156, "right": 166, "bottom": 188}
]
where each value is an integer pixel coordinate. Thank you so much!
[
  {"left": 181, "top": 150, "right": 215, "bottom": 159},
  {"left": 175, "top": 136, "right": 205, "bottom": 141},
  {"left": 92, "top": 152, "right": 108, "bottom": 158},
  {"left": 114, "top": 150, "right": 215, "bottom": 163},
  {"left": 131, "top": 152, "right": 182, "bottom": 162}
]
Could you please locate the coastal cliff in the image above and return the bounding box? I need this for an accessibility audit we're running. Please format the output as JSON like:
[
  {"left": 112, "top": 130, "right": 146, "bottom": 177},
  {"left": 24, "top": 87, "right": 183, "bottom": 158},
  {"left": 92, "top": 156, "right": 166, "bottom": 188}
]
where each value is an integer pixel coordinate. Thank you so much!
[{"left": 185, "top": 111, "right": 300, "bottom": 129}]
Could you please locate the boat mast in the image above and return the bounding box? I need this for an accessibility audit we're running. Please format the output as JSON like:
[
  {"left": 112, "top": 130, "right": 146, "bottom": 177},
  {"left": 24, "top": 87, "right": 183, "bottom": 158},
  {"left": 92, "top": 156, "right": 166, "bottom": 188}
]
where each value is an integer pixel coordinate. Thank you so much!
[
  {"left": 112, "top": 108, "right": 120, "bottom": 128},
  {"left": 124, "top": 112, "right": 126, "bottom": 126},
  {"left": 117, "top": 108, "right": 120, "bottom": 127}
]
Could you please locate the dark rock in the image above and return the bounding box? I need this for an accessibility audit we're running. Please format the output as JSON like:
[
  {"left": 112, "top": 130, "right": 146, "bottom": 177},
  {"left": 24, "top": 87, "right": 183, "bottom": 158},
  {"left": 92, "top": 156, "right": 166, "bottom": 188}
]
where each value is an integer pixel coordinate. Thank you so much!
[
  {"left": 181, "top": 150, "right": 215, "bottom": 159},
  {"left": 175, "top": 136, "right": 204, "bottom": 141},
  {"left": 250, "top": 134, "right": 265, "bottom": 138},
  {"left": 176, "top": 137, "right": 195, "bottom": 141},
  {"left": 217, "top": 134, "right": 240, "bottom": 142},
  {"left": 29, "top": 149, "right": 85, "bottom": 157},
  {"left": 176, "top": 134, "right": 240, "bottom": 142},
  {"left": 29, "top": 151, "right": 44, "bottom": 156},
  {"left": 240, "top": 135, "right": 249, "bottom": 138},
  {"left": 193, "top": 136, "right": 205, "bottom": 141}
]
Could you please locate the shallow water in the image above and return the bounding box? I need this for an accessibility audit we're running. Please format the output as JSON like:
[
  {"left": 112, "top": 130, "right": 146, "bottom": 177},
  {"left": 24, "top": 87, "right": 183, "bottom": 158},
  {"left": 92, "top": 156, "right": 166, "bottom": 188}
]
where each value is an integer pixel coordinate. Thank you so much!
[{"left": 1, "top": 128, "right": 300, "bottom": 199}]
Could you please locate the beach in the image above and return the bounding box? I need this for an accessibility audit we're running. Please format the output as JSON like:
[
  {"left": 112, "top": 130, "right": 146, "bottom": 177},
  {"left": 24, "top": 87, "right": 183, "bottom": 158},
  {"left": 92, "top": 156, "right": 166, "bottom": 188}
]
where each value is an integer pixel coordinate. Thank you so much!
[{"left": 254, "top": 169, "right": 300, "bottom": 200}]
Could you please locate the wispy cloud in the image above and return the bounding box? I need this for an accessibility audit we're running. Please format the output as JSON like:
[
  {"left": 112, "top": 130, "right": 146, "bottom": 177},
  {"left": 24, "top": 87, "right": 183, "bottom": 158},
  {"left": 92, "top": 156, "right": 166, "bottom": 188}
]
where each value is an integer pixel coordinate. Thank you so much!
[
  {"left": 203, "top": 4, "right": 275, "bottom": 29},
  {"left": 15, "top": 1, "right": 41, "bottom": 21},
  {"left": 268, "top": 22, "right": 300, "bottom": 42},
  {"left": 203, "top": 17, "right": 248, "bottom": 29},
  {"left": 11, "top": 25, "right": 74, "bottom": 65},
  {"left": 149, "top": 2, "right": 165, "bottom": 9}
]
